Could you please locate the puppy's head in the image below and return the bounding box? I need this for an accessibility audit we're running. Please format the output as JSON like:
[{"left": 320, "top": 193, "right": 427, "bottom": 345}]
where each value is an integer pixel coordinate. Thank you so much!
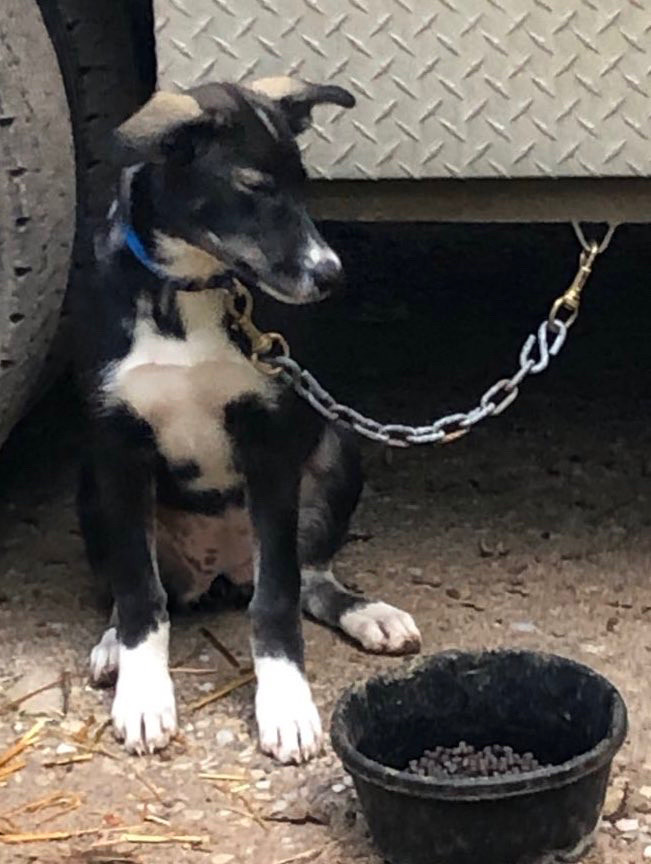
[{"left": 115, "top": 77, "right": 355, "bottom": 304}]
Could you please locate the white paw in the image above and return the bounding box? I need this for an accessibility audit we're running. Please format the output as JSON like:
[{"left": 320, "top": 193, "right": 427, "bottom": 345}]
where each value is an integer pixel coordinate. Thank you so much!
[
  {"left": 111, "top": 623, "right": 177, "bottom": 755},
  {"left": 341, "top": 601, "right": 422, "bottom": 655},
  {"left": 90, "top": 627, "right": 120, "bottom": 685},
  {"left": 255, "top": 657, "right": 323, "bottom": 764}
]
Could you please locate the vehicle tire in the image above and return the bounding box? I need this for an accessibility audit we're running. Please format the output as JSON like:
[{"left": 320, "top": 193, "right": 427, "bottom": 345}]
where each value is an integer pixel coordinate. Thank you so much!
[
  {"left": 0, "top": 0, "right": 76, "bottom": 445},
  {"left": 0, "top": 0, "right": 153, "bottom": 447},
  {"left": 40, "top": 0, "right": 154, "bottom": 275}
]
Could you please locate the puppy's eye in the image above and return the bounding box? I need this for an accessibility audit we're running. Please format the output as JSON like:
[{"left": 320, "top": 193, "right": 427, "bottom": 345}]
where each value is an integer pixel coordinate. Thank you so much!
[{"left": 233, "top": 168, "right": 275, "bottom": 195}]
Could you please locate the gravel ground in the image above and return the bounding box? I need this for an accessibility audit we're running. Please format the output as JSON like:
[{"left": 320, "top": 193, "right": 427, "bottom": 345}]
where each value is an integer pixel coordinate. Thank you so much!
[{"left": 1, "top": 224, "right": 651, "bottom": 864}]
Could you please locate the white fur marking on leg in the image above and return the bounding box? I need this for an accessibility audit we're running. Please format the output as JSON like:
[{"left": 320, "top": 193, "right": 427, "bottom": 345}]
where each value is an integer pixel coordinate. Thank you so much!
[
  {"left": 340, "top": 601, "right": 422, "bottom": 654},
  {"left": 111, "top": 621, "right": 177, "bottom": 755},
  {"left": 90, "top": 626, "right": 120, "bottom": 685},
  {"left": 255, "top": 657, "right": 323, "bottom": 764}
]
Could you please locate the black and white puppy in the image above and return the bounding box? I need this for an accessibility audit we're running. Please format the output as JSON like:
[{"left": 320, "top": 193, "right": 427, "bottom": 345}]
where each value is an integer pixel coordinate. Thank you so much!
[{"left": 75, "top": 77, "right": 421, "bottom": 764}]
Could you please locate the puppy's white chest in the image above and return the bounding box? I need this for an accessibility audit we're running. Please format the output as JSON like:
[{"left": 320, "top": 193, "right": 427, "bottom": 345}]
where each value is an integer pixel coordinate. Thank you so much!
[{"left": 103, "top": 291, "right": 270, "bottom": 489}]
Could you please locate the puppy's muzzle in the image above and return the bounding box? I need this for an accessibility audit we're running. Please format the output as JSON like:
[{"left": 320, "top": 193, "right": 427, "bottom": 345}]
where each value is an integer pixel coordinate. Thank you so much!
[{"left": 311, "top": 257, "right": 345, "bottom": 297}]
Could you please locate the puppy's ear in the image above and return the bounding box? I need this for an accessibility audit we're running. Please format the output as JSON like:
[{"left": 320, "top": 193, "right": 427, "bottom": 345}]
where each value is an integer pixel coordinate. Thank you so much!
[
  {"left": 249, "top": 77, "right": 355, "bottom": 136},
  {"left": 113, "top": 91, "right": 206, "bottom": 164}
]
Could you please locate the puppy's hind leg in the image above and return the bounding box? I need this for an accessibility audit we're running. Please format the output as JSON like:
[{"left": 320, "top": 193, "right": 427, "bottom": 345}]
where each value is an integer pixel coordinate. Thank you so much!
[
  {"left": 301, "top": 568, "right": 421, "bottom": 655},
  {"left": 78, "top": 462, "right": 120, "bottom": 685},
  {"left": 299, "top": 426, "right": 421, "bottom": 655},
  {"left": 90, "top": 605, "right": 120, "bottom": 685}
]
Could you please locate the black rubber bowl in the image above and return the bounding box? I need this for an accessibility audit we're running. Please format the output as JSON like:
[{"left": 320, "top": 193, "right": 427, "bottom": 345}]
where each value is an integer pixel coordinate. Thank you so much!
[{"left": 331, "top": 650, "right": 627, "bottom": 864}]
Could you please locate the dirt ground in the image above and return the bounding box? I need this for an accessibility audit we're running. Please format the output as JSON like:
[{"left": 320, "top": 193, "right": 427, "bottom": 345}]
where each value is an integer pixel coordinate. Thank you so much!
[{"left": 2, "top": 224, "right": 651, "bottom": 864}]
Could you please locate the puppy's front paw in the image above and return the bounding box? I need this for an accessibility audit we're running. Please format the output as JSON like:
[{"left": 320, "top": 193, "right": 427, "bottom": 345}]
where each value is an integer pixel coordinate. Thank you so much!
[
  {"left": 110, "top": 623, "right": 177, "bottom": 755},
  {"left": 341, "top": 601, "right": 421, "bottom": 655},
  {"left": 112, "top": 670, "right": 177, "bottom": 755},
  {"left": 90, "top": 627, "right": 120, "bottom": 686},
  {"left": 255, "top": 658, "right": 323, "bottom": 764}
]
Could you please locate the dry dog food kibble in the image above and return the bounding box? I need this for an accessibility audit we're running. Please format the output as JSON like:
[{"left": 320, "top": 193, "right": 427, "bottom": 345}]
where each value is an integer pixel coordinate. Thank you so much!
[{"left": 407, "top": 741, "right": 549, "bottom": 779}]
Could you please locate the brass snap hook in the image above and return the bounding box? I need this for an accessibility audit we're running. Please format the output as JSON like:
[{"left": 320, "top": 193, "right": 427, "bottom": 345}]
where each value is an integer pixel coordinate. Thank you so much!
[
  {"left": 548, "top": 237, "right": 601, "bottom": 329},
  {"left": 252, "top": 332, "right": 290, "bottom": 376}
]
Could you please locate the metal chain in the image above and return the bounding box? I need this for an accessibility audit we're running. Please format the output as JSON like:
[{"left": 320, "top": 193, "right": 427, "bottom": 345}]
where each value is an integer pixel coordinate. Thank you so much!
[{"left": 227, "top": 222, "right": 616, "bottom": 448}]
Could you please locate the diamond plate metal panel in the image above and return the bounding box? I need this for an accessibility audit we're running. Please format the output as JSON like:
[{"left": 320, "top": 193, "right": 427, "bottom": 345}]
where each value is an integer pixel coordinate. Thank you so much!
[{"left": 154, "top": 0, "right": 651, "bottom": 180}]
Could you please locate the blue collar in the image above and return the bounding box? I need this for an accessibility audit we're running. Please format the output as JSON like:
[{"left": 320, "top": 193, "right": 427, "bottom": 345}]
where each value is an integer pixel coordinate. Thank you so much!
[
  {"left": 117, "top": 164, "right": 232, "bottom": 289},
  {"left": 123, "top": 224, "right": 166, "bottom": 277}
]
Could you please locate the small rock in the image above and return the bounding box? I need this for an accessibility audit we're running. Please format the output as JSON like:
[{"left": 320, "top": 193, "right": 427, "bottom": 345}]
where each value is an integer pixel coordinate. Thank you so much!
[
  {"left": 331, "top": 783, "right": 346, "bottom": 793},
  {"left": 198, "top": 682, "right": 216, "bottom": 693},
  {"left": 644, "top": 845, "right": 651, "bottom": 859},
  {"left": 582, "top": 643, "right": 605, "bottom": 655},
  {"left": 55, "top": 743, "right": 76, "bottom": 756},
  {"left": 407, "top": 567, "right": 423, "bottom": 577},
  {"left": 615, "top": 818, "right": 639, "bottom": 832},
  {"left": 411, "top": 573, "right": 442, "bottom": 588},
  {"left": 255, "top": 779, "right": 271, "bottom": 790},
  {"left": 640, "top": 786, "right": 651, "bottom": 799},
  {"left": 250, "top": 769, "right": 266, "bottom": 780},
  {"left": 630, "top": 792, "right": 651, "bottom": 815},
  {"left": 510, "top": 621, "right": 537, "bottom": 633},
  {"left": 216, "top": 729, "right": 235, "bottom": 747},
  {"left": 606, "top": 616, "right": 619, "bottom": 633},
  {"left": 184, "top": 809, "right": 205, "bottom": 821},
  {"left": 270, "top": 799, "right": 288, "bottom": 814},
  {"left": 446, "top": 588, "right": 461, "bottom": 600},
  {"left": 604, "top": 783, "right": 626, "bottom": 816},
  {"left": 59, "top": 718, "right": 86, "bottom": 736},
  {"left": 237, "top": 747, "right": 254, "bottom": 763},
  {"left": 212, "top": 854, "right": 235, "bottom": 863},
  {"left": 478, "top": 539, "right": 509, "bottom": 558},
  {"left": 344, "top": 775, "right": 353, "bottom": 787}
]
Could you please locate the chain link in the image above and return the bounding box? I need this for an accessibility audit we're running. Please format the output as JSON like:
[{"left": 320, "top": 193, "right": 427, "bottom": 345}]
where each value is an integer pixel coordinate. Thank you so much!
[
  {"left": 271, "top": 316, "right": 567, "bottom": 447},
  {"left": 226, "top": 222, "right": 615, "bottom": 448}
]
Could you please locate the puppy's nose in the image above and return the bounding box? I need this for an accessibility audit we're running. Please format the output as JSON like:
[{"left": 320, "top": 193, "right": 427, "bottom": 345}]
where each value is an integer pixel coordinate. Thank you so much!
[{"left": 312, "top": 258, "right": 344, "bottom": 295}]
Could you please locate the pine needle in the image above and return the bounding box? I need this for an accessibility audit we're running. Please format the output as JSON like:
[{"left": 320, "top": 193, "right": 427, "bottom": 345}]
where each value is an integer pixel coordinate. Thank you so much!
[
  {"left": 0, "top": 719, "right": 47, "bottom": 769},
  {"left": 188, "top": 671, "right": 255, "bottom": 712}
]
